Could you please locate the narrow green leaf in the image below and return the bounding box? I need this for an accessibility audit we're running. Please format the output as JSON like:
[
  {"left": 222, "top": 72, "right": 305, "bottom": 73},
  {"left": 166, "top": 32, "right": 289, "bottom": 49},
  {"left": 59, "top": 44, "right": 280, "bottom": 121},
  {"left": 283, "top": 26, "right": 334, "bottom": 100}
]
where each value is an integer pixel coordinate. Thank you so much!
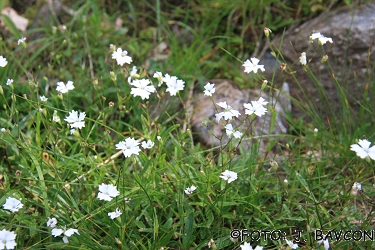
[{"left": 1, "top": 14, "right": 21, "bottom": 38}]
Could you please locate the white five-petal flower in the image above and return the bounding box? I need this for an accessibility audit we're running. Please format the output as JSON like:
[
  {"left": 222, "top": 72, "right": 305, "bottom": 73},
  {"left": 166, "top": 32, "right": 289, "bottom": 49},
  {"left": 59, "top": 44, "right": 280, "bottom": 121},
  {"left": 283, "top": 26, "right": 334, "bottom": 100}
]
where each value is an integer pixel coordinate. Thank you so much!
[
  {"left": 240, "top": 242, "right": 263, "bottom": 250},
  {"left": 130, "top": 79, "right": 156, "bottom": 100},
  {"left": 219, "top": 170, "right": 238, "bottom": 183},
  {"left": 215, "top": 102, "right": 241, "bottom": 123},
  {"left": 141, "top": 140, "right": 154, "bottom": 149},
  {"left": 47, "top": 217, "right": 58, "bottom": 228},
  {"left": 351, "top": 182, "right": 362, "bottom": 196},
  {"left": 203, "top": 82, "right": 216, "bottom": 96},
  {"left": 0, "top": 55, "right": 7, "bottom": 67},
  {"left": 225, "top": 124, "right": 243, "bottom": 138},
  {"left": 64, "top": 110, "right": 86, "bottom": 129},
  {"left": 309, "top": 32, "right": 333, "bottom": 45},
  {"left": 51, "top": 227, "right": 79, "bottom": 244},
  {"left": 153, "top": 71, "right": 163, "bottom": 86},
  {"left": 108, "top": 208, "right": 122, "bottom": 219},
  {"left": 285, "top": 239, "right": 299, "bottom": 249},
  {"left": 127, "top": 66, "right": 140, "bottom": 83},
  {"left": 6, "top": 79, "right": 13, "bottom": 85},
  {"left": 318, "top": 237, "right": 330, "bottom": 250},
  {"left": 112, "top": 48, "right": 132, "bottom": 66},
  {"left": 184, "top": 185, "right": 197, "bottom": 195},
  {"left": 350, "top": 139, "right": 375, "bottom": 160},
  {"left": 0, "top": 229, "right": 17, "bottom": 249},
  {"left": 40, "top": 95, "right": 48, "bottom": 102},
  {"left": 56, "top": 81, "right": 75, "bottom": 93},
  {"left": 17, "top": 37, "right": 26, "bottom": 45},
  {"left": 242, "top": 57, "right": 265, "bottom": 74},
  {"left": 97, "top": 183, "right": 120, "bottom": 201},
  {"left": 243, "top": 97, "right": 268, "bottom": 117},
  {"left": 2, "top": 197, "right": 23, "bottom": 213},
  {"left": 115, "top": 137, "right": 141, "bottom": 157},
  {"left": 163, "top": 74, "right": 185, "bottom": 96}
]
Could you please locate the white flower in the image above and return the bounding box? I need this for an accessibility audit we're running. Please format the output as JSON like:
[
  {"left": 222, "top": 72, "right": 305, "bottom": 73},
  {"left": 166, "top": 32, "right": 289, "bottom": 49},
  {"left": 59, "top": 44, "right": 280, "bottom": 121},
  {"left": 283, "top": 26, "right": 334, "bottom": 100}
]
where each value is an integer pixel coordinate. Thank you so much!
[
  {"left": 219, "top": 170, "right": 238, "bottom": 183},
  {"left": 127, "top": 66, "right": 140, "bottom": 83},
  {"left": 0, "top": 56, "right": 7, "bottom": 67},
  {"left": 40, "top": 95, "right": 48, "bottom": 102},
  {"left": 124, "top": 197, "right": 131, "bottom": 203},
  {"left": 112, "top": 48, "right": 132, "bottom": 66},
  {"left": 350, "top": 139, "right": 375, "bottom": 160},
  {"left": 130, "top": 79, "right": 156, "bottom": 100},
  {"left": 242, "top": 57, "right": 265, "bottom": 74},
  {"left": 1, "top": 128, "right": 6, "bottom": 132},
  {"left": 108, "top": 208, "right": 122, "bottom": 219},
  {"left": 97, "top": 183, "right": 120, "bottom": 201},
  {"left": 163, "top": 74, "right": 185, "bottom": 96},
  {"left": 153, "top": 71, "right": 163, "bottom": 86},
  {"left": 318, "top": 36, "right": 333, "bottom": 45},
  {"left": 243, "top": 97, "right": 268, "bottom": 117},
  {"left": 6, "top": 79, "right": 13, "bottom": 85},
  {"left": 208, "top": 238, "right": 215, "bottom": 248},
  {"left": 203, "top": 82, "right": 215, "bottom": 96},
  {"left": 56, "top": 81, "right": 75, "bottom": 93},
  {"left": 215, "top": 102, "right": 241, "bottom": 123},
  {"left": 314, "top": 128, "right": 318, "bottom": 133},
  {"left": 115, "top": 137, "right": 141, "bottom": 157},
  {"left": 318, "top": 237, "right": 330, "bottom": 250},
  {"left": 310, "top": 32, "right": 322, "bottom": 41},
  {"left": 351, "top": 182, "right": 362, "bottom": 196},
  {"left": 47, "top": 217, "right": 58, "bottom": 228},
  {"left": 299, "top": 52, "right": 307, "bottom": 65},
  {"left": 0, "top": 229, "right": 17, "bottom": 249},
  {"left": 2, "top": 197, "right": 23, "bottom": 213},
  {"left": 64, "top": 110, "right": 86, "bottom": 129},
  {"left": 52, "top": 110, "right": 60, "bottom": 123},
  {"left": 240, "top": 242, "right": 263, "bottom": 250},
  {"left": 17, "top": 37, "right": 26, "bottom": 45},
  {"left": 51, "top": 227, "right": 79, "bottom": 244},
  {"left": 286, "top": 239, "right": 298, "bottom": 249},
  {"left": 225, "top": 124, "right": 242, "bottom": 138},
  {"left": 141, "top": 140, "right": 154, "bottom": 149},
  {"left": 310, "top": 32, "right": 333, "bottom": 45},
  {"left": 184, "top": 185, "right": 197, "bottom": 195},
  {"left": 70, "top": 128, "right": 76, "bottom": 135}
]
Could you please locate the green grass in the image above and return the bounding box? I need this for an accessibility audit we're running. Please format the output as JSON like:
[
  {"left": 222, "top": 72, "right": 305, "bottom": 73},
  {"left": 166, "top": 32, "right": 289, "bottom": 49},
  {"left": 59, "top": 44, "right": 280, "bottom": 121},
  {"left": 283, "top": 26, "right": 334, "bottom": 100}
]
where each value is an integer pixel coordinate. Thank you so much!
[{"left": 0, "top": 0, "right": 375, "bottom": 249}]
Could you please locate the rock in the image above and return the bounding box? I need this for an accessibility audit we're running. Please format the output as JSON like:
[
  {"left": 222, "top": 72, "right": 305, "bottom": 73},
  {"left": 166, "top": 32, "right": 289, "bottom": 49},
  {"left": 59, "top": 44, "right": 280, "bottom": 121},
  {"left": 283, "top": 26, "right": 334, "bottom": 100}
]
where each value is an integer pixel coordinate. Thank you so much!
[
  {"left": 191, "top": 79, "right": 291, "bottom": 158},
  {"left": 264, "top": 3, "right": 375, "bottom": 121}
]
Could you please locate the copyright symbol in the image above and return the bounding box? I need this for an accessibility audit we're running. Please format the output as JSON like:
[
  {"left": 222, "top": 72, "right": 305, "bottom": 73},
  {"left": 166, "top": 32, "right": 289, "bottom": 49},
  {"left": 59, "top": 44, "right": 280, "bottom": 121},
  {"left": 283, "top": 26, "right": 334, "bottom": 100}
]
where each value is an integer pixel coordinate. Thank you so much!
[{"left": 230, "top": 229, "right": 241, "bottom": 239}]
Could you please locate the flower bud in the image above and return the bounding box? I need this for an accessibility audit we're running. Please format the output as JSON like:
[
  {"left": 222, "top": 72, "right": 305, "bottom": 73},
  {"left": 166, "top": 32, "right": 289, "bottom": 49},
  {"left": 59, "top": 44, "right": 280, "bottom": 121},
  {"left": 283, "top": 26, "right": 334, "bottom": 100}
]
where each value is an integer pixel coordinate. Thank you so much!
[{"left": 264, "top": 27, "right": 272, "bottom": 38}]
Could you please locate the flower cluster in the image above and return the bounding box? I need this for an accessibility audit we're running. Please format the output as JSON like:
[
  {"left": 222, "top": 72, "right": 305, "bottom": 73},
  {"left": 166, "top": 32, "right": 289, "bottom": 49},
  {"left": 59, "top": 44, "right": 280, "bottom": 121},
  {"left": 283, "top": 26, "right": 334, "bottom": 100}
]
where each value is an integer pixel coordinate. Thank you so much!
[
  {"left": 52, "top": 227, "right": 79, "bottom": 244},
  {"left": 97, "top": 183, "right": 124, "bottom": 219}
]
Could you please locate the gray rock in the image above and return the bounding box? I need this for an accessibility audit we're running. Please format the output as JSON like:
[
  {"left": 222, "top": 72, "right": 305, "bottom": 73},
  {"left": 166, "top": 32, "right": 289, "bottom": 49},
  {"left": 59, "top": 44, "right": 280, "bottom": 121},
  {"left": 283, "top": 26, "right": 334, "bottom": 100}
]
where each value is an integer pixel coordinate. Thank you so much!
[
  {"left": 265, "top": 3, "right": 375, "bottom": 120},
  {"left": 191, "top": 79, "right": 291, "bottom": 158}
]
